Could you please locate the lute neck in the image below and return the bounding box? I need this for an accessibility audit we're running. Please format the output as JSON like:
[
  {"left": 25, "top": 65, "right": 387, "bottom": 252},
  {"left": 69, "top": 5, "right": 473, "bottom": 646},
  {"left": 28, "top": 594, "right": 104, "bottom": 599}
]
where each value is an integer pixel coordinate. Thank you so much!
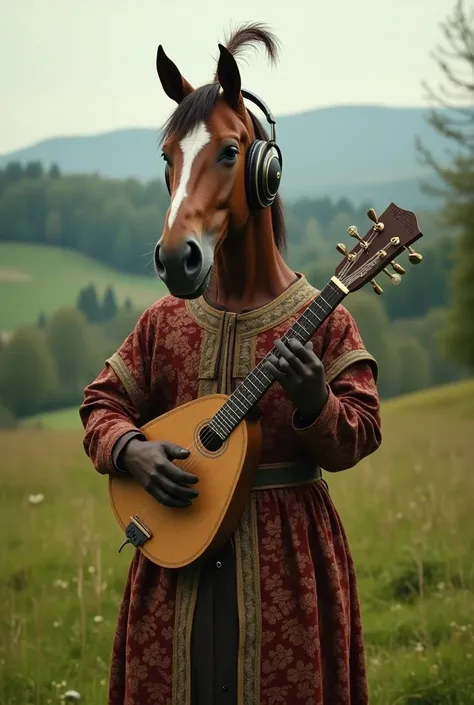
[{"left": 209, "top": 277, "right": 347, "bottom": 440}]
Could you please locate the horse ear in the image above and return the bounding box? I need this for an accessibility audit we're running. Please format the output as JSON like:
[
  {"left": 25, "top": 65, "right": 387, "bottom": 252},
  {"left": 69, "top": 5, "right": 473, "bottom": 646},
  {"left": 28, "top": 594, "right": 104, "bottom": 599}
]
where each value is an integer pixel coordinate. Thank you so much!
[
  {"left": 217, "top": 44, "right": 242, "bottom": 110},
  {"left": 156, "top": 45, "right": 194, "bottom": 104}
]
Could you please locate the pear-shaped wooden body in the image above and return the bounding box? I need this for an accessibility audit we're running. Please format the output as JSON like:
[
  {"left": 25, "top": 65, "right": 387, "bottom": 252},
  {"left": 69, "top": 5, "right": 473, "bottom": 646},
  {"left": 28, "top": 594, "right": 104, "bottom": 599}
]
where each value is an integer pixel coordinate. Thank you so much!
[{"left": 108, "top": 394, "right": 262, "bottom": 569}]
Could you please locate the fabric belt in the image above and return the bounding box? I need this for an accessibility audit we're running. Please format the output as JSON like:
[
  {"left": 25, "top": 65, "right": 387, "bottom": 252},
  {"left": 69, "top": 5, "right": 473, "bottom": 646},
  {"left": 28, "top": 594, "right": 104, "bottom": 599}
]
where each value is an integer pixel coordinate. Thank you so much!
[{"left": 252, "top": 462, "right": 322, "bottom": 491}]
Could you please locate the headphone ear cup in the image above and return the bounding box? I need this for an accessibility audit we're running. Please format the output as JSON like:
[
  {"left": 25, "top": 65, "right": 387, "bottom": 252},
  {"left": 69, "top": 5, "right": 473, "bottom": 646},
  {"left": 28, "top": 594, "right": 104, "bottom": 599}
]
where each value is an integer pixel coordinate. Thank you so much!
[
  {"left": 245, "top": 140, "right": 266, "bottom": 210},
  {"left": 261, "top": 144, "right": 282, "bottom": 207},
  {"left": 245, "top": 140, "right": 282, "bottom": 210},
  {"left": 165, "top": 163, "right": 171, "bottom": 195}
]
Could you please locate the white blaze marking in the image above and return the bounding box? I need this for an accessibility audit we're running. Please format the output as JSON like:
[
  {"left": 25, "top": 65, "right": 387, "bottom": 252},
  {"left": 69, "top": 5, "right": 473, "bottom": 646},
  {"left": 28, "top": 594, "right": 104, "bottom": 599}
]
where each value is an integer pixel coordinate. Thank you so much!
[{"left": 167, "top": 122, "right": 210, "bottom": 228}]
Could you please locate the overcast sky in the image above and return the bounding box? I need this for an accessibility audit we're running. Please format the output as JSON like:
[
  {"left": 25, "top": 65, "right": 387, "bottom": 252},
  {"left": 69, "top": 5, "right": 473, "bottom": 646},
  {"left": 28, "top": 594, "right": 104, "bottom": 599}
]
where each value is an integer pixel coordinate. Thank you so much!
[{"left": 1, "top": 0, "right": 455, "bottom": 154}]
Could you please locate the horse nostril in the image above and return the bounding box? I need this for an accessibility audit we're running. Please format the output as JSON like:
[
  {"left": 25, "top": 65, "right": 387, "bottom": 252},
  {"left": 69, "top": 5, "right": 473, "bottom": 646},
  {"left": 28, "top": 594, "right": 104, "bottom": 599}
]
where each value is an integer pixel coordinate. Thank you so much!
[
  {"left": 154, "top": 244, "right": 165, "bottom": 276},
  {"left": 183, "top": 239, "right": 203, "bottom": 276}
]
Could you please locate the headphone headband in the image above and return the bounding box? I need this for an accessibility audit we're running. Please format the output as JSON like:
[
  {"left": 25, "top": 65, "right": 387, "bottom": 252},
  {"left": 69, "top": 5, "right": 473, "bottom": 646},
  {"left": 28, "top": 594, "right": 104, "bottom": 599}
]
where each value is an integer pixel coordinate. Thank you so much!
[{"left": 241, "top": 89, "right": 277, "bottom": 144}]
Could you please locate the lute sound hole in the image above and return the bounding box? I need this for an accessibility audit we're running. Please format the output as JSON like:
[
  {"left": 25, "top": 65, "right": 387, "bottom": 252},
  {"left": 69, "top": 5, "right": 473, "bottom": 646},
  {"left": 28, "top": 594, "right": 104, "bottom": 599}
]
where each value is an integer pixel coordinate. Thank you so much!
[{"left": 198, "top": 425, "right": 224, "bottom": 452}]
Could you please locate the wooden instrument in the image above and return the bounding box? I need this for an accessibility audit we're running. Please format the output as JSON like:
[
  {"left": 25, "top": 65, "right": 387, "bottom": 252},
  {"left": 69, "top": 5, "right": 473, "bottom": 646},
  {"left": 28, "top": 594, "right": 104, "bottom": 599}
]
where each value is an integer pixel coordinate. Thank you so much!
[{"left": 109, "top": 203, "right": 423, "bottom": 568}]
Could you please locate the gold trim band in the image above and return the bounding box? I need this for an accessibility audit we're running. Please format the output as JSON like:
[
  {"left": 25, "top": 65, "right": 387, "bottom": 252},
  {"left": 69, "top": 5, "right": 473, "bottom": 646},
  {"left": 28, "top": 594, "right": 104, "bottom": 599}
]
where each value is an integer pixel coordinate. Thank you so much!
[{"left": 105, "top": 351, "right": 149, "bottom": 414}]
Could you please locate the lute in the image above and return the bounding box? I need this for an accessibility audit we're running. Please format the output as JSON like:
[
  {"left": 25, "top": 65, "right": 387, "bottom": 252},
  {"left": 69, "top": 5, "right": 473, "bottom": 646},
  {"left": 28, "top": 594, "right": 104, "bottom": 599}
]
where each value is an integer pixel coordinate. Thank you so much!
[{"left": 109, "top": 203, "right": 423, "bottom": 568}]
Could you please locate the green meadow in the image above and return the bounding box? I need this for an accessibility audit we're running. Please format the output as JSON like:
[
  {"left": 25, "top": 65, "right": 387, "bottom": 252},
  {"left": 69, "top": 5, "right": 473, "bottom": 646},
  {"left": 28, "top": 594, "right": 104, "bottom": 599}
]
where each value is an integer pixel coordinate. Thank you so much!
[{"left": 0, "top": 380, "right": 473, "bottom": 703}]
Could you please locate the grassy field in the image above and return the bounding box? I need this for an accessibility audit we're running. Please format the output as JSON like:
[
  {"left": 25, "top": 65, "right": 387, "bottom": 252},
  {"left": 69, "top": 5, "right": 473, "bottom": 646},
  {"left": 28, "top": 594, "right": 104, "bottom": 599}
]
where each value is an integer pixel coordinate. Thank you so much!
[
  {"left": 1, "top": 379, "right": 474, "bottom": 704},
  {"left": 0, "top": 242, "right": 165, "bottom": 331},
  {"left": 22, "top": 407, "right": 82, "bottom": 431}
]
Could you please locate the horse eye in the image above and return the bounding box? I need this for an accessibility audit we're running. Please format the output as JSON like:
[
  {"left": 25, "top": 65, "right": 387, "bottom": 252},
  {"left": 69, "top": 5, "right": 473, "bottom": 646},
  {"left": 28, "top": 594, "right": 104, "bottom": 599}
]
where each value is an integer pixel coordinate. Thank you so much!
[
  {"left": 220, "top": 146, "right": 239, "bottom": 163},
  {"left": 161, "top": 152, "right": 171, "bottom": 165}
]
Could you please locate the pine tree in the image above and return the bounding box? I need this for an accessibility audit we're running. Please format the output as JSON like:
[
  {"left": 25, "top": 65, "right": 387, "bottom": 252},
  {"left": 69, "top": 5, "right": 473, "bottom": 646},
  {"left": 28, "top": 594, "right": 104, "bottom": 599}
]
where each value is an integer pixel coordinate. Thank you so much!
[
  {"left": 37, "top": 312, "right": 47, "bottom": 329},
  {"left": 76, "top": 283, "right": 101, "bottom": 323},
  {"left": 102, "top": 286, "right": 118, "bottom": 322},
  {"left": 418, "top": 0, "right": 474, "bottom": 371}
]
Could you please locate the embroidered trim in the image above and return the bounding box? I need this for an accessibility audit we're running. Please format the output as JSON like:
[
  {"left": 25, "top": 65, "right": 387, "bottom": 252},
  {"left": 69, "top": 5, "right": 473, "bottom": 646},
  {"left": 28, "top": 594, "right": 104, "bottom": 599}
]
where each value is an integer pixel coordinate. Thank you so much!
[
  {"left": 325, "top": 348, "right": 378, "bottom": 384},
  {"left": 186, "top": 275, "right": 319, "bottom": 338},
  {"left": 172, "top": 566, "right": 201, "bottom": 705},
  {"left": 234, "top": 494, "right": 261, "bottom": 705},
  {"left": 105, "top": 351, "right": 148, "bottom": 415}
]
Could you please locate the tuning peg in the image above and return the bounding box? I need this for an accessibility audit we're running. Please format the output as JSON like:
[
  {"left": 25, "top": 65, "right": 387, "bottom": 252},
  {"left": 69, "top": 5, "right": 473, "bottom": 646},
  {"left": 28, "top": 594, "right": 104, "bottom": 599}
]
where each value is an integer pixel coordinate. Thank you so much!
[
  {"left": 390, "top": 261, "right": 406, "bottom": 275},
  {"left": 347, "top": 225, "right": 361, "bottom": 240},
  {"left": 347, "top": 225, "right": 369, "bottom": 249},
  {"left": 404, "top": 246, "right": 423, "bottom": 264},
  {"left": 382, "top": 269, "right": 402, "bottom": 286},
  {"left": 367, "top": 207, "right": 384, "bottom": 232},
  {"left": 336, "top": 243, "right": 348, "bottom": 255},
  {"left": 370, "top": 279, "right": 383, "bottom": 295}
]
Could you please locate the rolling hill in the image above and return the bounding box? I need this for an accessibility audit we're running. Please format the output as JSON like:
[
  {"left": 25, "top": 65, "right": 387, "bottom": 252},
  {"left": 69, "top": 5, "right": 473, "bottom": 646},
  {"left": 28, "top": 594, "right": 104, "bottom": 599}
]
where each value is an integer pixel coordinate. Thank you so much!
[
  {"left": 0, "top": 105, "right": 448, "bottom": 210},
  {"left": 0, "top": 242, "right": 164, "bottom": 332}
]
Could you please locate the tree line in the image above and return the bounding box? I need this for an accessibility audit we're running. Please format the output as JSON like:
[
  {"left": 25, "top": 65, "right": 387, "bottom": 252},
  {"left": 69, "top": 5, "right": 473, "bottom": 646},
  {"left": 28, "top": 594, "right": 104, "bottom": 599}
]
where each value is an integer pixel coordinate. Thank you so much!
[
  {"left": 0, "top": 160, "right": 378, "bottom": 273},
  {"left": 0, "top": 160, "right": 455, "bottom": 323},
  {"left": 0, "top": 285, "right": 465, "bottom": 427},
  {"left": 0, "top": 296, "right": 140, "bottom": 426}
]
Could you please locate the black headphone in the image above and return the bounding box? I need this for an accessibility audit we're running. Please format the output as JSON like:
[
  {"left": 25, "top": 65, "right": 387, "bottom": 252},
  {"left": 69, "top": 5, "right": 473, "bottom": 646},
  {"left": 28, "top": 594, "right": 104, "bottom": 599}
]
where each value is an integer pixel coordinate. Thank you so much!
[{"left": 164, "top": 88, "right": 283, "bottom": 210}]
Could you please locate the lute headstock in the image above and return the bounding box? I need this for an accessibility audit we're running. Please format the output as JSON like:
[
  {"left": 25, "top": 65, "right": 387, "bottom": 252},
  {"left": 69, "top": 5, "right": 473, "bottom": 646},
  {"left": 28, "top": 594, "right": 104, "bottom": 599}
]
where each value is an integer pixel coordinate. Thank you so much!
[{"left": 334, "top": 203, "right": 423, "bottom": 295}]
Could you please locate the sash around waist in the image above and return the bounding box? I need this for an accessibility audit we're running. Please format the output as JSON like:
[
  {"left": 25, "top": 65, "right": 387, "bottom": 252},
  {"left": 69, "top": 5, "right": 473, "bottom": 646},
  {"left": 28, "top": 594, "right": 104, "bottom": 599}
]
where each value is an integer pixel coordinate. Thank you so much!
[{"left": 253, "top": 462, "right": 322, "bottom": 491}]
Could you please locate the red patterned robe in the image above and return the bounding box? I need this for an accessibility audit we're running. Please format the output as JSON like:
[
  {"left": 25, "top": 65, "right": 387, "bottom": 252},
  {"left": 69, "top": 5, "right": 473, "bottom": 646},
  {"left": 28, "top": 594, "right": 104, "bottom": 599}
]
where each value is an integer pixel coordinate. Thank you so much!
[{"left": 80, "top": 275, "right": 381, "bottom": 705}]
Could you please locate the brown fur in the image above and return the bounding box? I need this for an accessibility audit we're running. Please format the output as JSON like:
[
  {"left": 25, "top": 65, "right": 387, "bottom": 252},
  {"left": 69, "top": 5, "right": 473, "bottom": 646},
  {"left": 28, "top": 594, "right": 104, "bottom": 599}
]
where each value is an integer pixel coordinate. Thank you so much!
[{"left": 156, "top": 23, "right": 295, "bottom": 312}]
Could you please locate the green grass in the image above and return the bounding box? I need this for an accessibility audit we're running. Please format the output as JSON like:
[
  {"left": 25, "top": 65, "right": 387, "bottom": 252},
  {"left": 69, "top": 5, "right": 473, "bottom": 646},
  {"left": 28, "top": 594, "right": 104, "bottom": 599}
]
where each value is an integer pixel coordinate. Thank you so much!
[
  {"left": 22, "top": 407, "right": 82, "bottom": 431},
  {"left": 0, "top": 242, "right": 165, "bottom": 331},
  {"left": 1, "top": 379, "right": 474, "bottom": 704}
]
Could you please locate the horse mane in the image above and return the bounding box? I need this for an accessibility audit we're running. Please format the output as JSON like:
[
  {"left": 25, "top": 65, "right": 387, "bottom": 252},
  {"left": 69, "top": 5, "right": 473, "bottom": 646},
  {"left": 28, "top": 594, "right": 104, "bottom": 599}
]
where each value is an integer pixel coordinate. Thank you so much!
[{"left": 160, "top": 23, "right": 286, "bottom": 253}]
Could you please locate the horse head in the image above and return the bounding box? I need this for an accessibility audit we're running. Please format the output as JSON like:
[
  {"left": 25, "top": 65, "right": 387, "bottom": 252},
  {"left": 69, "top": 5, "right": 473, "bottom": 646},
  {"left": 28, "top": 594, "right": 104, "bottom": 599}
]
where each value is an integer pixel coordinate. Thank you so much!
[{"left": 154, "top": 24, "right": 285, "bottom": 299}]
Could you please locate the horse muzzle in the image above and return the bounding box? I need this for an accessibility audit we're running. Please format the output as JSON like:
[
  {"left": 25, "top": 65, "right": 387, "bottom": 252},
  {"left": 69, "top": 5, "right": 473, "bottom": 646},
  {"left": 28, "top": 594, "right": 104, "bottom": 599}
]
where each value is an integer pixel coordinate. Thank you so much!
[{"left": 154, "top": 235, "right": 213, "bottom": 299}]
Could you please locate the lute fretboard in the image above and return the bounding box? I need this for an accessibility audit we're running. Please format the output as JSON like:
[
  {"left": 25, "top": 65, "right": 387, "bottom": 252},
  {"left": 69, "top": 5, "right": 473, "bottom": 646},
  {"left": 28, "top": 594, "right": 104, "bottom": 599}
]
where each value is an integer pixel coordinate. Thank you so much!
[{"left": 209, "top": 277, "right": 346, "bottom": 440}]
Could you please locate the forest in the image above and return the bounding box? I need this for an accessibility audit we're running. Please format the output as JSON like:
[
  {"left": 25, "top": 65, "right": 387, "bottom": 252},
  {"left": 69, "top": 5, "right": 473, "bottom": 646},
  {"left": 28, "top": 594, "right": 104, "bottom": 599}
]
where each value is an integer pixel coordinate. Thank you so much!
[{"left": 0, "top": 157, "right": 466, "bottom": 425}]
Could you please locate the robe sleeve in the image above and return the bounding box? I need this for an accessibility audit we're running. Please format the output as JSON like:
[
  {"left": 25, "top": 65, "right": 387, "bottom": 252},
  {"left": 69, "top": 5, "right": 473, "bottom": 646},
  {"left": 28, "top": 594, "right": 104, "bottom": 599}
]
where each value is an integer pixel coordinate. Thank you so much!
[
  {"left": 292, "top": 305, "right": 382, "bottom": 472},
  {"left": 79, "top": 306, "right": 155, "bottom": 474}
]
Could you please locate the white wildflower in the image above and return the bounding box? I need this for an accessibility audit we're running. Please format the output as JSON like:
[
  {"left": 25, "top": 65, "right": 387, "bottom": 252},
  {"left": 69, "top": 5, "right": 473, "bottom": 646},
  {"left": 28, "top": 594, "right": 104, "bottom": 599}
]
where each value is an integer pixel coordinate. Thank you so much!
[
  {"left": 53, "top": 621, "right": 61, "bottom": 629},
  {"left": 88, "top": 566, "right": 96, "bottom": 574},
  {"left": 53, "top": 579, "right": 69, "bottom": 589},
  {"left": 93, "top": 615, "right": 104, "bottom": 624},
  {"left": 64, "top": 691, "right": 81, "bottom": 702},
  {"left": 414, "top": 643, "right": 424, "bottom": 653},
  {"left": 28, "top": 493, "right": 45, "bottom": 505}
]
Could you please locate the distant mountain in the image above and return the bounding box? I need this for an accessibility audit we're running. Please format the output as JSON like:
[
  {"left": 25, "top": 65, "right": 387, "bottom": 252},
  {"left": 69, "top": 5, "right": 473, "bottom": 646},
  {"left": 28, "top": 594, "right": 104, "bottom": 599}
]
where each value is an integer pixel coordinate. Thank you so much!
[{"left": 0, "top": 105, "right": 449, "bottom": 211}]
